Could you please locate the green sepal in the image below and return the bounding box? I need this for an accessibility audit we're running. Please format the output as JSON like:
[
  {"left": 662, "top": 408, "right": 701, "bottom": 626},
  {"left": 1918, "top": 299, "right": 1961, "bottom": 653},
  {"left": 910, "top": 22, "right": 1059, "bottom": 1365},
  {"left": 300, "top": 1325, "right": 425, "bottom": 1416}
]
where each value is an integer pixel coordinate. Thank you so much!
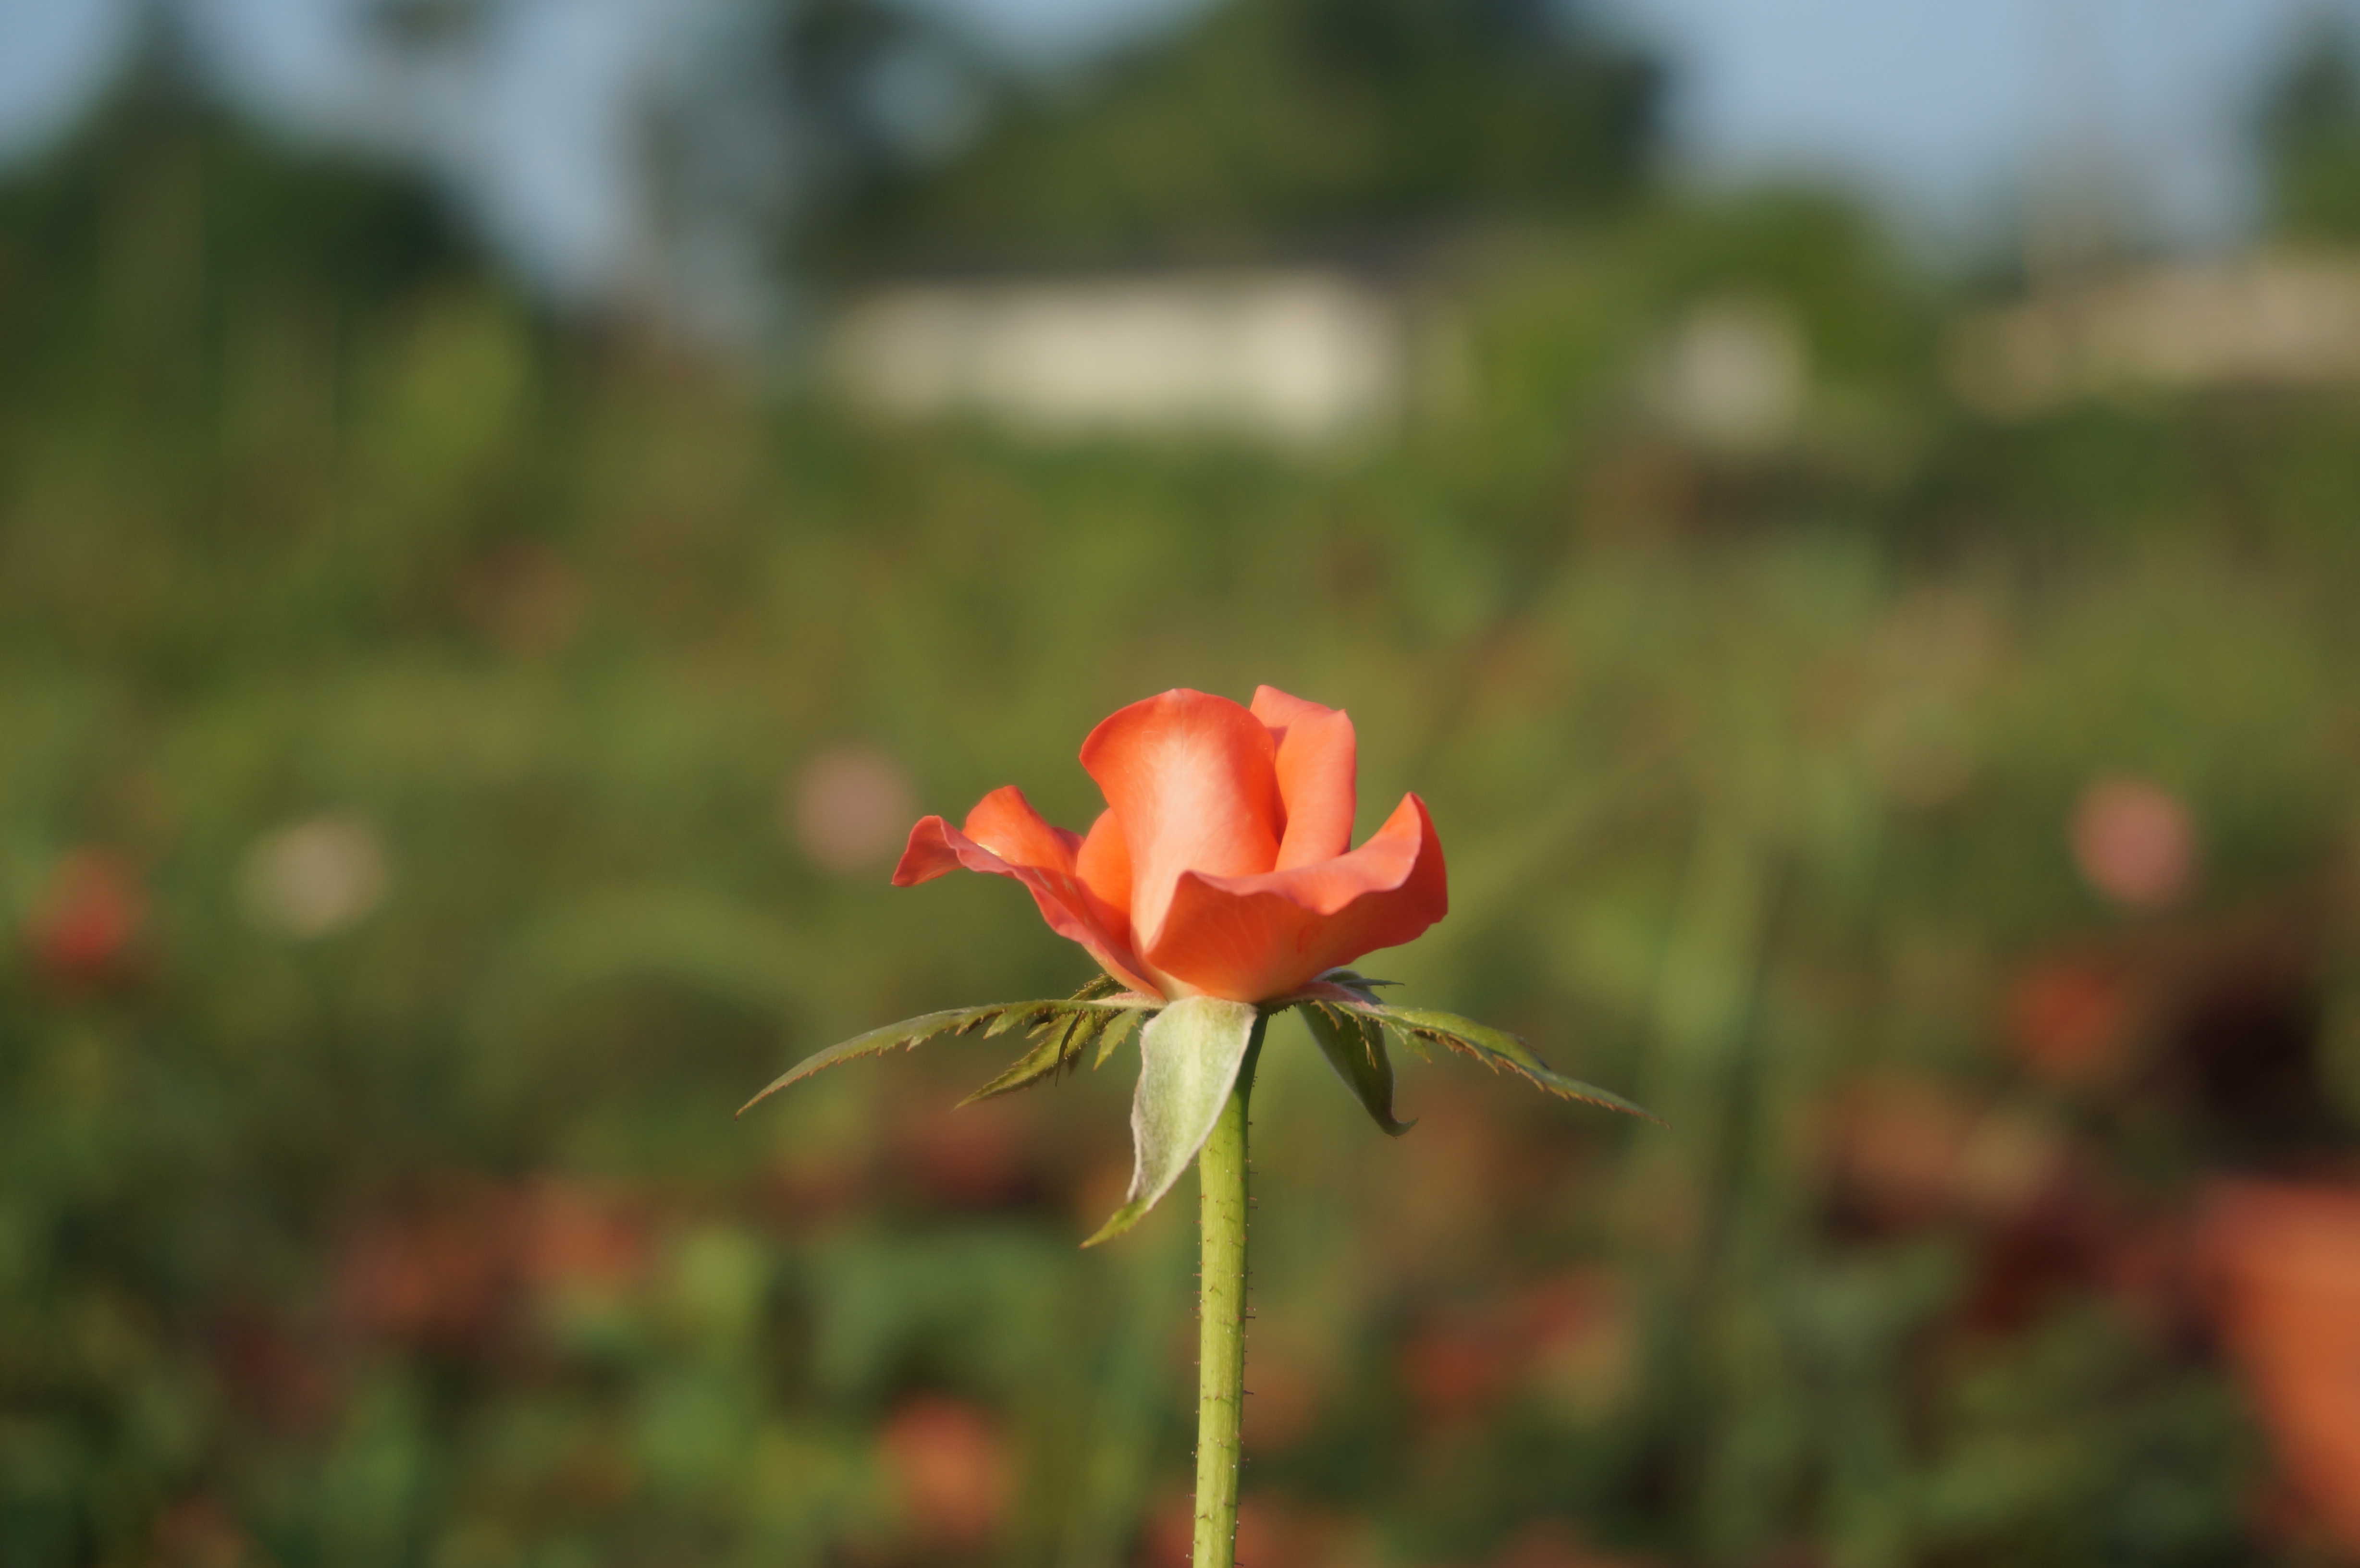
[
  {"left": 1067, "top": 972, "right": 1129, "bottom": 1002},
  {"left": 738, "top": 995, "right": 1152, "bottom": 1117},
  {"left": 1092, "top": 1007, "right": 1142, "bottom": 1068},
  {"left": 959, "top": 1028, "right": 1070, "bottom": 1105},
  {"left": 1339, "top": 1002, "right": 1659, "bottom": 1123},
  {"left": 960, "top": 1004, "right": 1114, "bottom": 1105},
  {"left": 1058, "top": 1006, "right": 1109, "bottom": 1069},
  {"left": 1084, "top": 997, "right": 1264, "bottom": 1247},
  {"left": 983, "top": 1000, "right": 1049, "bottom": 1038},
  {"left": 1298, "top": 1001, "right": 1413, "bottom": 1136},
  {"left": 1319, "top": 968, "right": 1400, "bottom": 1003}
]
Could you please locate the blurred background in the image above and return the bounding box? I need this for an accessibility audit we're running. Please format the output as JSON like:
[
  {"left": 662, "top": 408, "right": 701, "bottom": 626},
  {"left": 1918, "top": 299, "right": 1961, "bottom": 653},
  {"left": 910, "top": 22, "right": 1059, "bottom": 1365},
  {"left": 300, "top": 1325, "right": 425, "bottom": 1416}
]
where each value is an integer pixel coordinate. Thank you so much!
[{"left": 7, "top": 0, "right": 2360, "bottom": 1563}]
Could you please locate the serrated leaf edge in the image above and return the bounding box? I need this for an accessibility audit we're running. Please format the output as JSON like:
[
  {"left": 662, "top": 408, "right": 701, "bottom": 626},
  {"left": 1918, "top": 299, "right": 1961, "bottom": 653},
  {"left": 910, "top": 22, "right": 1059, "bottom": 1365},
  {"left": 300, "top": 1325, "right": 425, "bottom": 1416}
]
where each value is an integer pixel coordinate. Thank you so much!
[
  {"left": 738, "top": 996, "right": 1156, "bottom": 1117},
  {"left": 1323, "top": 1001, "right": 1661, "bottom": 1124}
]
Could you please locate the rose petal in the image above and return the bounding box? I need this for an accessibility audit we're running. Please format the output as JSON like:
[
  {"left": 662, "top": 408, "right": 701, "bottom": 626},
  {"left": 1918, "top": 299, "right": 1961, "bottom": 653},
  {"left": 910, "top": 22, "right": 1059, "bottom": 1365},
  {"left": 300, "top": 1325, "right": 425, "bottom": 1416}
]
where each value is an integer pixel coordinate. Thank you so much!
[
  {"left": 964, "top": 785, "right": 1083, "bottom": 869},
  {"left": 1080, "top": 689, "right": 1283, "bottom": 954},
  {"left": 1075, "top": 808, "right": 1133, "bottom": 941},
  {"left": 1251, "top": 686, "right": 1357, "bottom": 870},
  {"left": 892, "top": 788, "right": 1157, "bottom": 996},
  {"left": 1146, "top": 793, "right": 1447, "bottom": 1002}
]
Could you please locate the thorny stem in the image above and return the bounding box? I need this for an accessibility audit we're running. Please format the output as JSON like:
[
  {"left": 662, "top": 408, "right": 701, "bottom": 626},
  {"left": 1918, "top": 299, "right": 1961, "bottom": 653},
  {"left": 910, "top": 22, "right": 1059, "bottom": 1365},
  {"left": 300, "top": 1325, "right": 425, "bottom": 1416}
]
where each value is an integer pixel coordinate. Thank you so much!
[{"left": 1193, "top": 1015, "right": 1266, "bottom": 1568}]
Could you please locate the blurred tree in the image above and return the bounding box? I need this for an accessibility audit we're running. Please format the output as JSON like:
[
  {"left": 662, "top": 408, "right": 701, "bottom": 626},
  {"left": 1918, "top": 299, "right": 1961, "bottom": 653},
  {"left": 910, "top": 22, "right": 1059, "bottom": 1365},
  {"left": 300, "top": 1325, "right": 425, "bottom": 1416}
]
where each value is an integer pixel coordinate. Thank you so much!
[
  {"left": 2257, "top": 18, "right": 2360, "bottom": 241},
  {"left": 815, "top": 0, "right": 1665, "bottom": 266},
  {"left": 0, "top": 13, "right": 479, "bottom": 402},
  {"left": 636, "top": 0, "right": 1000, "bottom": 333},
  {"left": 0, "top": 0, "right": 996, "bottom": 339}
]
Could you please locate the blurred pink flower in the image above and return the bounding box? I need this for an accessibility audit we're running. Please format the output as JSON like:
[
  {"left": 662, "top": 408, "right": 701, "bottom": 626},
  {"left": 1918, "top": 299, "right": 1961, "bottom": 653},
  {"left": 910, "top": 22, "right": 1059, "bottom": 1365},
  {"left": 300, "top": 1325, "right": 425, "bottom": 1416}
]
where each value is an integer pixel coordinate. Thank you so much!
[
  {"left": 788, "top": 743, "right": 917, "bottom": 874},
  {"left": 2071, "top": 776, "right": 2199, "bottom": 909}
]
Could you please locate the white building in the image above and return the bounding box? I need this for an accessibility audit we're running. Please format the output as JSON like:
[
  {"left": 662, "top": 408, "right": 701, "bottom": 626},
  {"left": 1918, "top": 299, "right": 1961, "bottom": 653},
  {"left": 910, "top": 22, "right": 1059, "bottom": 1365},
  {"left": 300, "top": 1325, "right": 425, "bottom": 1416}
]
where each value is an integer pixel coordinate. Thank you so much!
[
  {"left": 1947, "top": 252, "right": 2360, "bottom": 416},
  {"left": 823, "top": 267, "right": 1418, "bottom": 447}
]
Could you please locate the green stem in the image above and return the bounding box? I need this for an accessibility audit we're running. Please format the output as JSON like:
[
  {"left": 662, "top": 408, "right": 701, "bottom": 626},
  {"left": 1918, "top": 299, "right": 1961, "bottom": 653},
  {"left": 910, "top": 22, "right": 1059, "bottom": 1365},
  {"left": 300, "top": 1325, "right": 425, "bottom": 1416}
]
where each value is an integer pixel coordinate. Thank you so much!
[{"left": 1193, "top": 1017, "right": 1265, "bottom": 1568}]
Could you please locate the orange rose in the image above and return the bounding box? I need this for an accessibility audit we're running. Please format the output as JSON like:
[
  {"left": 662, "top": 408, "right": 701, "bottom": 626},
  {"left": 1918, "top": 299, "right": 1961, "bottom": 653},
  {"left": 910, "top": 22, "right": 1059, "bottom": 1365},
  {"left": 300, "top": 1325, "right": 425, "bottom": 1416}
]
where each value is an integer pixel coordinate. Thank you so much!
[
  {"left": 752, "top": 688, "right": 1634, "bottom": 1568},
  {"left": 893, "top": 686, "right": 1447, "bottom": 1003}
]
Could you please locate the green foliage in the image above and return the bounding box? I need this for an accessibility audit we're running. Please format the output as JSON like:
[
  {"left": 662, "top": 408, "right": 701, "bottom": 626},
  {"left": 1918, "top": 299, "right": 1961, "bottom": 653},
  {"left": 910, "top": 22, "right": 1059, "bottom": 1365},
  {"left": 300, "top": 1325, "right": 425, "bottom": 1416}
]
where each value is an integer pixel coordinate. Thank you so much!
[
  {"left": 828, "top": 0, "right": 1660, "bottom": 263},
  {"left": 0, "top": 66, "right": 474, "bottom": 414},
  {"left": 1298, "top": 998, "right": 1414, "bottom": 1135},
  {"left": 740, "top": 995, "right": 1154, "bottom": 1115},
  {"left": 1337, "top": 1001, "right": 1659, "bottom": 1123},
  {"left": 2259, "top": 20, "right": 2360, "bottom": 241},
  {"left": 959, "top": 1001, "right": 1132, "bottom": 1105}
]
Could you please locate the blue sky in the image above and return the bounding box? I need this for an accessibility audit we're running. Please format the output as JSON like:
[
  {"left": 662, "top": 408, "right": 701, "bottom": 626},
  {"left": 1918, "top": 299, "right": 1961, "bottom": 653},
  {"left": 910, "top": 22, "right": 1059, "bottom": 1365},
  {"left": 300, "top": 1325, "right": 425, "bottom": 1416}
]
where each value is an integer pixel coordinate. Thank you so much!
[{"left": 4, "top": 0, "right": 2357, "bottom": 294}]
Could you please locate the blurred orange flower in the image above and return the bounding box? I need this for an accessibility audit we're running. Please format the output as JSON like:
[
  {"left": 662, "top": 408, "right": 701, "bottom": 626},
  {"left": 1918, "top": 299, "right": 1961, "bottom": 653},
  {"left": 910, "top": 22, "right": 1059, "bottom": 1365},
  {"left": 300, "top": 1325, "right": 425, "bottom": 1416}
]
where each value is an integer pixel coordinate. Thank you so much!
[
  {"left": 893, "top": 686, "right": 1448, "bottom": 1002},
  {"left": 880, "top": 1396, "right": 1009, "bottom": 1548},
  {"left": 24, "top": 848, "right": 147, "bottom": 989},
  {"left": 2198, "top": 1180, "right": 2360, "bottom": 1552},
  {"left": 516, "top": 1179, "right": 648, "bottom": 1295},
  {"left": 2007, "top": 955, "right": 2137, "bottom": 1087}
]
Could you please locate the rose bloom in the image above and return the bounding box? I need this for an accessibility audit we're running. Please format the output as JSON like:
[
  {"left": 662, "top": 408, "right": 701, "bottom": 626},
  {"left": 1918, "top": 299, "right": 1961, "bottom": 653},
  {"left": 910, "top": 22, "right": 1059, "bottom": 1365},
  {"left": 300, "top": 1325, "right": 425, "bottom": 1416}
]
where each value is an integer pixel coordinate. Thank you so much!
[{"left": 894, "top": 686, "right": 1447, "bottom": 1003}]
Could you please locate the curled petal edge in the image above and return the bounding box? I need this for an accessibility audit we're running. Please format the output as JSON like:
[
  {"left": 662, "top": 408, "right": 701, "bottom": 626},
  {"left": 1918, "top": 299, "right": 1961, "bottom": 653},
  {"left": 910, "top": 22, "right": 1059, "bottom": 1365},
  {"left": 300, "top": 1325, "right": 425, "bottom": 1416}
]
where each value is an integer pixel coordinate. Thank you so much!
[
  {"left": 893, "top": 814, "right": 1159, "bottom": 997},
  {"left": 1145, "top": 794, "right": 1448, "bottom": 1002}
]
